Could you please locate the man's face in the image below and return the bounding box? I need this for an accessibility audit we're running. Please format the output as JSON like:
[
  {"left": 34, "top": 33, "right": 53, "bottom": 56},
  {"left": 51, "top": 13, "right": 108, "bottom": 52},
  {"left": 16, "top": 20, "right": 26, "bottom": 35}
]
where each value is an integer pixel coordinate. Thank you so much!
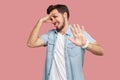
[{"left": 50, "top": 9, "right": 65, "bottom": 32}]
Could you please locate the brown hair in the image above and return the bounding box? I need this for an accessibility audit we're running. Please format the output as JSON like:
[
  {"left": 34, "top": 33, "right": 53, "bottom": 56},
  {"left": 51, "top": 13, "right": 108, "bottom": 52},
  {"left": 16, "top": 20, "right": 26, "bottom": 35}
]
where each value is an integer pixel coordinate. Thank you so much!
[{"left": 47, "top": 4, "right": 70, "bottom": 19}]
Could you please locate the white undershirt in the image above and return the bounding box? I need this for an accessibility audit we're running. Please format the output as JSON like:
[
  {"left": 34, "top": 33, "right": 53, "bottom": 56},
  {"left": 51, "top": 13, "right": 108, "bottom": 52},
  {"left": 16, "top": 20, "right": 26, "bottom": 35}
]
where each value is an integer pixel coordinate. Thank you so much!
[{"left": 49, "top": 33, "right": 67, "bottom": 80}]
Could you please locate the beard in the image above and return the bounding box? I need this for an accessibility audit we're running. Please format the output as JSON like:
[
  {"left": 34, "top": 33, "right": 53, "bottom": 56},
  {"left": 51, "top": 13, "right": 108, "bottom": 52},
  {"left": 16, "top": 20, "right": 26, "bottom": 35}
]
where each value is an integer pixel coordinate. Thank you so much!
[{"left": 56, "top": 16, "right": 65, "bottom": 32}]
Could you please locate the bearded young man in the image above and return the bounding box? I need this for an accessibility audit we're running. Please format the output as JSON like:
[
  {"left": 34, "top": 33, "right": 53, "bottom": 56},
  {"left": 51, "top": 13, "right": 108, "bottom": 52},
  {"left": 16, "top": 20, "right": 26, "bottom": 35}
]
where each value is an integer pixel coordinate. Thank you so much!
[{"left": 27, "top": 4, "right": 104, "bottom": 80}]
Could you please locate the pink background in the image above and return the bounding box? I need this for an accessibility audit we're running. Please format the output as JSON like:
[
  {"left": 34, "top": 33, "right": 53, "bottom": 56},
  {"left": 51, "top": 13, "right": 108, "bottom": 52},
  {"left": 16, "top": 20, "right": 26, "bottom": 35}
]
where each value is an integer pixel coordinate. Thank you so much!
[{"left": 0, "top": 0, "right": 120, "bottom": 80}]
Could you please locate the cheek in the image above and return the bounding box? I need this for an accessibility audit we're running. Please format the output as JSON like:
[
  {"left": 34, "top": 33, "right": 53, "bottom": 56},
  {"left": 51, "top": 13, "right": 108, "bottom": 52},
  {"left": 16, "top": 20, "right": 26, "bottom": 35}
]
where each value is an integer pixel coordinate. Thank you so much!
[
  {"left": 59, "top": 21, "right": 63, "bottom": 26},
  {"left": 59, "top": 18, "right": 64, "bottom": 24}
]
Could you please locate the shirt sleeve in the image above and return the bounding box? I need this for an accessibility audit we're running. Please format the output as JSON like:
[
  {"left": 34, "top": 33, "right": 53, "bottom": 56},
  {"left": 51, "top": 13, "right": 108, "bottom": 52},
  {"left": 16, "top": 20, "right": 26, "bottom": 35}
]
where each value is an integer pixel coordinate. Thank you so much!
[
  {"left": 84, "top": 31, "right": 96, "bottom": 43},
  {"left": 39, "top": 31, "right": 50, "bottom": 46}
]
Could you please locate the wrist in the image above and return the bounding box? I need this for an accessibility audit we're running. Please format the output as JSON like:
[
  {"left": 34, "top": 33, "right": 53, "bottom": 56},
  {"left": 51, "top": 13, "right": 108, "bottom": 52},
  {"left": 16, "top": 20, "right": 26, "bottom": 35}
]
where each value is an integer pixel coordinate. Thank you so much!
[{"left": 82, "top": 40, "right": 89, "bottom": 49}]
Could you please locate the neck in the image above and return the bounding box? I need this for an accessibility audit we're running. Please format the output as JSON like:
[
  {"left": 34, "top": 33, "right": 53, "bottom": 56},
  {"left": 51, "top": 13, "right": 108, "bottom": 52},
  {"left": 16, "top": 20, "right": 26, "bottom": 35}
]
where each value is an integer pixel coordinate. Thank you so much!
[{"left": 59, "top": 22, "right": 69, "bottom": 35}]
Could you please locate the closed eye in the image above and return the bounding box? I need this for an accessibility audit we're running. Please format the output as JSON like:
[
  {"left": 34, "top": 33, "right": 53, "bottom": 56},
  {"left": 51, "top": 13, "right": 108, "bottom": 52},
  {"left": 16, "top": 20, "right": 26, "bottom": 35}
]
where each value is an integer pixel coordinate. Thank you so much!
[
  {"left": 53, "top": 16, "right": 57, "bottom": 18},
  {"left": 50, "top": 16, "right": 58, "bottom": 21}
]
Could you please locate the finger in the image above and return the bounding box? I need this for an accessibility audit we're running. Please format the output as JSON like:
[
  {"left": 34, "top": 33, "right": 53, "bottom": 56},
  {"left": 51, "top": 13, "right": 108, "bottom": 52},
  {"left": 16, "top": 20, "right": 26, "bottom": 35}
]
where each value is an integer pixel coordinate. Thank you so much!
[
  {"left": 73, "top": 24, "right": 79, "bottom": 34},
  {"left": 46, "top": 19, "right": 52, "bottom": 23},
  {"left": 70, "top": 26, "right": 76, "bottom": 36},
  {"left": 80, "top": 25, "right": 86, "bottom": 41},
  {"left": 68, "top": 37, "right": 76, "bottom": 44},
  {"left": 70, "top": 26, "right": 77, "bottom": 37},
  {"left": 48, "top": 13, "right": 54, "bottom": 20},
  {"left": 49, "top": 13, "right": 54, "bottom": 17},
  {"left": 81, "top": 25, "right": 85, "bottom": 34},
  {"left": 76, "top": 24, "right": 82, "bottom": 33}
]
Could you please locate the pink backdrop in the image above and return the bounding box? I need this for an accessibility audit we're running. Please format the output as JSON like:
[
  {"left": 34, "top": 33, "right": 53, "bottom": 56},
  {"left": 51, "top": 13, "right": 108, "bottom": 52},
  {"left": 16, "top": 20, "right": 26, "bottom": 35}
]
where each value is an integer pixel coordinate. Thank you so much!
[{"left": 0, "top": 0, "right": 120, "bottom": 80}]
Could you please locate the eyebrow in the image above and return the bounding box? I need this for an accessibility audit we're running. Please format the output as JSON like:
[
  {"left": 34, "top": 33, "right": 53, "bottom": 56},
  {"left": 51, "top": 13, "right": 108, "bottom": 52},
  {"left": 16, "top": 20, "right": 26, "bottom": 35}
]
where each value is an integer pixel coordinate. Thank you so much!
[{"left": 52, "top": 13, "right": 57, "bottom": 15}]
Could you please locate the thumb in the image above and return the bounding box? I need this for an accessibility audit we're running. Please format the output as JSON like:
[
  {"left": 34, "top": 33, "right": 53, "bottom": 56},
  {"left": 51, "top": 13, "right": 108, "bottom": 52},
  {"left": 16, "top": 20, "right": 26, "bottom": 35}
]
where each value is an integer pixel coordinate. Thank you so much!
[
  {"left": 68, "top": 37, "right": 75, "bottom": 43},
  {"left": 46, "top": 20, "right": 52, "bottom": 23}
]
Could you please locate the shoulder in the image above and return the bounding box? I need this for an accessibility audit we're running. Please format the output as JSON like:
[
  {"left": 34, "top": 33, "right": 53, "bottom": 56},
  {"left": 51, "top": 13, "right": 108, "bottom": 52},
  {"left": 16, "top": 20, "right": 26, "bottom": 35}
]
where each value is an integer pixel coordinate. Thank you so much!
[
  {"left": 44, "top": 29, "right": 57, "bottom": 38},
  {"left": 46, "top": 29, "right": 57, "bottom": 35}
]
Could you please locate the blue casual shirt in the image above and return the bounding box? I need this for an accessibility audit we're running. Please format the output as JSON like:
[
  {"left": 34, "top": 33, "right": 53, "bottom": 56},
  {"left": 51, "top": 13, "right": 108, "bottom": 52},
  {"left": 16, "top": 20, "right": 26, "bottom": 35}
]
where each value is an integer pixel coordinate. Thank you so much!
[{"left": 40, "top": 25, "right": 96, "bottom": 80}]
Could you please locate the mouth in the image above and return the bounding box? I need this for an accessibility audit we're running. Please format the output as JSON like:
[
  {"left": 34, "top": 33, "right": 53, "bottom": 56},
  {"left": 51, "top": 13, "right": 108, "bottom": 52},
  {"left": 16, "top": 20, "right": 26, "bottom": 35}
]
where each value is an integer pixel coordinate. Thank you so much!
[{"left": 54, "top": 22, "right": 59, "bottom": 27}]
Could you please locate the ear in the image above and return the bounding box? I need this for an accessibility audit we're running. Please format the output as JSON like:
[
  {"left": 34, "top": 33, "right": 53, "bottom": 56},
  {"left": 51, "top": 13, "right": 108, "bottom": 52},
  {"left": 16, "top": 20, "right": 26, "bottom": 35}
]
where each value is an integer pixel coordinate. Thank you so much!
[{"left": 63, "top": 12, "right": 67, "bottom": 18}]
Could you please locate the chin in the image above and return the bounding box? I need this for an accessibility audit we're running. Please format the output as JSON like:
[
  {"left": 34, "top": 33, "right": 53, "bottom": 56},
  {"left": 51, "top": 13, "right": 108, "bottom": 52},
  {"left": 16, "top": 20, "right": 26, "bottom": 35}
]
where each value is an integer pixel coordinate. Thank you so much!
[{"left": 56, "top": 26, "right": 64, "bottom": 32}]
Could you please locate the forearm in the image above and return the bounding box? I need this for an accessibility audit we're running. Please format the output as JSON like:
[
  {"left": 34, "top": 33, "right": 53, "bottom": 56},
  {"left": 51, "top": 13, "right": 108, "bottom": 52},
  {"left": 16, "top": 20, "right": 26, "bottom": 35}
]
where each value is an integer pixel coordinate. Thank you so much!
[
  {"left": 27, "top": 19, "right": 43, "bottom": 45},
  {"left": 86, "top": 43, "right": 104, "bottom": 56}
]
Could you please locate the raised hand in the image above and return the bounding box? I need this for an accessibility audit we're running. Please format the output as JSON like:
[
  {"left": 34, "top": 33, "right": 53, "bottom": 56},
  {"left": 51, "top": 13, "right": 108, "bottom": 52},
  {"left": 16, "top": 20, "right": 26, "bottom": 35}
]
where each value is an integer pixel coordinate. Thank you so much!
[
  {"left": 68, "top": 24, "right": 87, "bottom": 47},
  {"left": 40, "top": 13, "right": 54, "bottom": 23}
]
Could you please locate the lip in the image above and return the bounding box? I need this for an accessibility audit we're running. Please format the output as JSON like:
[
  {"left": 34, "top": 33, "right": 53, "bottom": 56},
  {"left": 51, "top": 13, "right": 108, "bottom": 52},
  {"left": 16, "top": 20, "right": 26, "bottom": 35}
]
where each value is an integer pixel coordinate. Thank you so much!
[{"left": 54, "top": 22, "right": 59, "bottom": 27}]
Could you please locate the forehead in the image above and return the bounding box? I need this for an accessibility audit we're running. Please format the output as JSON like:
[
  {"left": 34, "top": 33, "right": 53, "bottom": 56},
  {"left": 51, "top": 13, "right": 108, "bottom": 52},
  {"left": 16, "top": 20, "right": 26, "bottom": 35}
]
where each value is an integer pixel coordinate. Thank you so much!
[{"left": 50, "top": 9, "right": 60, "bottom": 14}]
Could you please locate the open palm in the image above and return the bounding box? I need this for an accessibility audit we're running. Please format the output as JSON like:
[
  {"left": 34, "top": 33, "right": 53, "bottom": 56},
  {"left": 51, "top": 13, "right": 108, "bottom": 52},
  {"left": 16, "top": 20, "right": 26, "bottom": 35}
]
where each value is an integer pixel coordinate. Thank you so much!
[{"left": 69, "top": 24, "right": 87, "bottom": 47}]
